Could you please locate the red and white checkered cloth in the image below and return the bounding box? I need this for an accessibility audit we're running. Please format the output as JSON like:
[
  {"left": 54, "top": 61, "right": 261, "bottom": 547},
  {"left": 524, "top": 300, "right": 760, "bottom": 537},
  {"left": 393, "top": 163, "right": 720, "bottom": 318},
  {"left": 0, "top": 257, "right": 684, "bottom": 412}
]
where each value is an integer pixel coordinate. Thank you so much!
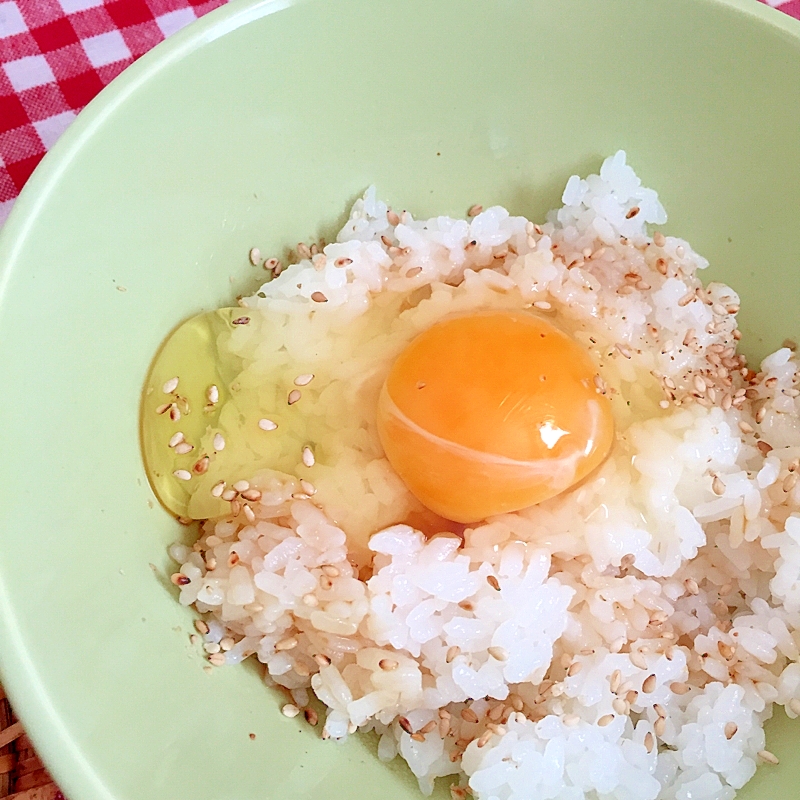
[{"left": 1, "top": 0, "right": 799, "bottom": 229}]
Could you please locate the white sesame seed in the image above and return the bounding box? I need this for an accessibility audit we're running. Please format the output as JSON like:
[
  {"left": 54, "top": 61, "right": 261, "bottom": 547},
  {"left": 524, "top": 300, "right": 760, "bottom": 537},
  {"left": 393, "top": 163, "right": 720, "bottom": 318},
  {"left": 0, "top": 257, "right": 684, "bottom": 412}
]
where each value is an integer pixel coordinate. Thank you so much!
[
  {"left": 644, "top": 732, "right": 655, "bottom": 753},
  {"left": 169, "top": 404, "right": 181, "bottom": 422},
  {"left": 213, "top": 433, "right": 225, "bottom": 451},
  {"left": 275, "top": 637, "right": 298, "bottom": 651},
  {"left": 173, "top": 469, "right": 191, "bottom": 481},
  {"left": 302, "top": 445, "right": 315, "bottom": 467},
  {"left": 446, "top": 646, "right": 461, "bottom": 664},
  {"left": 168, "top": 431, "right": 185, "bottom": 448},
  {"left": 207, "top": 385, "right": 219, "bottom": 404},
  {"left": 221, "top": 488, "right": 237, "bottom": 502},
  {"left": 379, "top": 658, "right": 399, "bottom": 671},
  {"left": 533, "top": 301, "right": 552, "bottom": 310},
  {"left": 249, "top": 247, "right": 261, "bottom": 266},
  {"left": 302, "top": 593, "right": 319, "bottom": 607},
  {"left": 211, "top": 481, "right": 226, "bottom": 498},
  {"left": 684, "top": 578, "right": 699, "bottom": 595},
  {"left": 233, "top": 480, "right": 250, "bottom": 493},
  {"left": 173, "top": 442, "right": 194, "bottom": 455},
  {"left": 282, "top": 703, "right": 301, "bottom": 718},
  {"left": 487, "top": 646, "right": 508, "bottom": 661},
  {"left": 758, "top": 749, "right": 779, "bottom": 765},
  {"left": 712, "top": 475, "right": 725, "bottom": 496},
  {"left": 241, "top": 488, "right": 262, "bottom": 502},
  {"left": 630, "top": 651, "right": 648, "bottom": 669},
  {"left": 467, "top": 204, "right": 483, "bottom": 217},
  {"left": 258, "top": 418, "right": 278, "bottom": 431},
  {"left": 294, "top": 373, "right": 314, "bottom": 387},
  {"left": 724, "top": 722, "right": 738, "bottom": 740},
  {"left": 299, "top": 479, "right": 316, "bottom": 496},
  {"left": 612, "top": 698, "right": 629, "bottom": 715},
  {"left": 208, "top": 653, "right": 226, "bottom": 666},
  {"left": 288, "top": 390, "right": 302, "bottom": 405},
  {"left": 243, "top": 504, "right": 256, "bottom": 523},
  {"left": 162, "top": 377, "right": 179, "bottom": 394}
]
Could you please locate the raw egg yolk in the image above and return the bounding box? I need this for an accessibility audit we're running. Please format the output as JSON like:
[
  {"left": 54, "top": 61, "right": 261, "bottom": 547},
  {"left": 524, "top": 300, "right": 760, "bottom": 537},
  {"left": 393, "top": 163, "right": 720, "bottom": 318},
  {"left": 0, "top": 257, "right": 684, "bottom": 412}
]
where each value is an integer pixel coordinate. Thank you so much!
[{"left": 376, "top": 310, "right": 614, "bottom": 523}]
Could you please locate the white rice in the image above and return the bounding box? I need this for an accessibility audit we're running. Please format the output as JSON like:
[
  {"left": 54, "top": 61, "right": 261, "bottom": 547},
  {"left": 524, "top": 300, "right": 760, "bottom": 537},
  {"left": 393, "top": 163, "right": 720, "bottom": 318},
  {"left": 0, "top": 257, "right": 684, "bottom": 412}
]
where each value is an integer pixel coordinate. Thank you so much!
[{"left": 169, "top": 151, "right": 800, "bottom": 800}]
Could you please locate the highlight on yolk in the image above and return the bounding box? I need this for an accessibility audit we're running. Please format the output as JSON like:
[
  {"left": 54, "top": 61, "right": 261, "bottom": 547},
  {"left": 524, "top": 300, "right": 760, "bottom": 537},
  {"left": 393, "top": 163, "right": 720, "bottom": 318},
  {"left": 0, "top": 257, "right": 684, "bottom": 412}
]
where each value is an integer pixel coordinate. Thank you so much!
[{"left": 376, "top": 310, "right": 615, "bottom": 523}]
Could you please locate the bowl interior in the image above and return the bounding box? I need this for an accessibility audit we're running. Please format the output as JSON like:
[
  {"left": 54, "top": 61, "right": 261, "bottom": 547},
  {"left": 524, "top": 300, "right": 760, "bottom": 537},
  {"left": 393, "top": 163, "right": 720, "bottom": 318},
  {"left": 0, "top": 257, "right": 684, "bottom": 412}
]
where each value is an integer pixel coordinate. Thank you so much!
[{"left": 1, "top": 0, "right": 799, "bottom": 798}]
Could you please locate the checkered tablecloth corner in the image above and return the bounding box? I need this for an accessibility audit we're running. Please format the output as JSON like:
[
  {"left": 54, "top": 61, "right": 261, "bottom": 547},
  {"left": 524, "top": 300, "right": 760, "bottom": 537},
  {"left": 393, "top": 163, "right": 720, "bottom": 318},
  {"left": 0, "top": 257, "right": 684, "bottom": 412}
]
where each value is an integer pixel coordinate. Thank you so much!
[
  {"left": 0, "top": 0, "right": 227, "bottom": 227},
  {"left": 1, "top": 0, "right": 800, "bottom": 229}
]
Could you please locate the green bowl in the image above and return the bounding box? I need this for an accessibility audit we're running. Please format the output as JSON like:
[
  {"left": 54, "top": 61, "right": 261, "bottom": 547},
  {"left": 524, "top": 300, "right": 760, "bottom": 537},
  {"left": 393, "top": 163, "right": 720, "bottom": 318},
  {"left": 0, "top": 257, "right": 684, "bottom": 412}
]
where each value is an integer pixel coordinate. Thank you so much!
[{"left": 1, "top": 0, "right": 799, "bottom": 798}]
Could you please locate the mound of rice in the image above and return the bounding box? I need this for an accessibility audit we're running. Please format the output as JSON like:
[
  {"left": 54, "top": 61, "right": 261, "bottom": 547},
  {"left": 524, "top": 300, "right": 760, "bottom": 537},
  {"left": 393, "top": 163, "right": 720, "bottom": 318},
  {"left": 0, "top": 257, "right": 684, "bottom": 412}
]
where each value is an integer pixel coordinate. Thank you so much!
[{"left": 166, "top": 152, "right": 800, "bottom": 800}]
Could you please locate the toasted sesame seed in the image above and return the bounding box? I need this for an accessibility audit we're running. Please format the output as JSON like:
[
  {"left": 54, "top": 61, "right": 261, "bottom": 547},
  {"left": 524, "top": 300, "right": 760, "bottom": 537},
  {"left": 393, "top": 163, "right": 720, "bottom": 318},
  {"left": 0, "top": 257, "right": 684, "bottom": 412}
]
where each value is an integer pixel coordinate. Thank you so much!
[
  {"left": 486, "top": 574, "right": 501, "bottom": 591},
  {"left": 193, "top": 456, "right": 209, "bottom": 474},
  {"left": 654, "top": 716, "right": 666, "bottom": 739},
  {"left": 302, "top": 445, "right": 315, "bottom": 467},
  {"left": 476, "top": 729, "right": 493, "bottom": 748},
  {"left": 467, "top": 204, "right": 483, "bottom": 217},
  {"left": 169, "top": 431, "right": 185, "bottom": 448},
  {"left": 738, "top": 420, "right": 754, "bottom": 435},
  {"left": 232, "top": 316, "right": 250, "bottom": 325},
  {"left": 386, "top": 209, "right": 400, "bottom": 226},
  {"left": 378, "top": 657, "right": 399, "bottom": 671},
  {"left": 276, "top": 637, "right": 298, "bottom": 651},
  {"left": 310, "top": 291, "right": 328, "bottom": 303},
  {"left": 784, "top": 473, "right": 798, "bottom": 493},
  {"left": 758, "top": 749, "right": 779, "bottom": 765},
  {"left": 644, "top": 731, "right": 655, "bottom": 753},
  {"left": 670, "top": 682, "right": 690, "bottom": 695},
  {"left": 461, "top": 708, "right": 479, "bottom": 723},
  {"left": 446, "top": 646, "right": 461, "bottom": 663},
  {"left": 597, "top": 714, "right": 614, "bottom": 727},
  {"left": 678, "top": 291, "right": 695, "bottom": 307},
  {"left": 170, "top": 572, "right": 190, "bottom": 586},
  {"left": 398, "top": 716, "right": 414, "bottom": 734},
  {"left": 642, "top": 674, "right": 657, "bottom": 693},
  {"left": 684, "top": 578, "right": 699, "bottom": 595},
  {"left": 567, "top": 661, "right": 582, "bottom": 677},
  {"left": 712, "top": 475, "right": 725, "bottom": 496},
  {"left": 755, "top": 406, "right": 767, "bottom": 424},
  {"left": 303, "top": 708, "right": 318, "bottom": 726},
  {"left": 723, "top": 721, "right": 738, "bottom": 740},
  {"left": 169, "top": 404, "right": 181, "bottom": 422},
  {"left": 208, "top": 653, "right": 226, "bottom": 666},
  {"left": 288, "top": 390, "right": 302, "bottom": 405},
  {"left": 406, "top": 266, "right": 423, "bottom": 278},
  {"left": 155, "top": 402, "right": 171, "bottom": 415},
  {"left": 173, "top": 469, "right": 192, "bottom": 481},
  {"left": 717, "top": 641, "right": 735, "bottom": 660},
  {"left": 757, "top": 441, "right": 773, "bottom": 455},
  {"left": 653, "top": 232, "right": 666, "bottom": 247},
  {"left": 625, "top": 206, "right": 640, "bottom": 219},
  {"left": 487, "top": 646, "right": 508, "bottom": 661},
  {"left": 240, "top": 488, "right": 261, "bottom": 502}
]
